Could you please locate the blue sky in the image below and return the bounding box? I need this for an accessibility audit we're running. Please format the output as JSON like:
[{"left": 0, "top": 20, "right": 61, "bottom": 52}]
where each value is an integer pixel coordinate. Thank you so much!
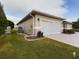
[
  {"left": 0, "top": 0, "right": 79, "bottom": 24},
  {"left": 65, "top": 0, "right": 79, "bottom": 21}
]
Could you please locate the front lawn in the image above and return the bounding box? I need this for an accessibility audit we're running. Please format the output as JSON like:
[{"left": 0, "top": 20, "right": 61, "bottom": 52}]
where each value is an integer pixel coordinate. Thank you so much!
[{"left": 0, "top": 31, "right": 79, "bottom": 59}]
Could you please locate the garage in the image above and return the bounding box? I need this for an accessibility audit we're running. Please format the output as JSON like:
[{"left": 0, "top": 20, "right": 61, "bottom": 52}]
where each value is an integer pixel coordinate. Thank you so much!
[
  {"left": 17, "top": 10, "right": 66, "bottom": 36},
  {"left": 41, "top": 20, "right": 62, "bottom": 36}
]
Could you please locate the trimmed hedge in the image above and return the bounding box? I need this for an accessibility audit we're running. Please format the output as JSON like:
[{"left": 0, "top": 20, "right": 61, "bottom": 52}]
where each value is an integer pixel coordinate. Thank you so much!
[{"left": 62, "top": 29, "right": 75, "bottom": 34}]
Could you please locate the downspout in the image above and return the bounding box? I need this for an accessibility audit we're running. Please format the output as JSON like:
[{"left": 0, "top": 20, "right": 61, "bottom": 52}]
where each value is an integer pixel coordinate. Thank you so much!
[{"left": 30, "top": 14, "right": 35, "bottom": 35}]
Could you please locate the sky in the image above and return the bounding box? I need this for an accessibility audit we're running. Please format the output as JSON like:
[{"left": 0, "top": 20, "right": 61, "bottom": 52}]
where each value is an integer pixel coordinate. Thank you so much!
[{"left": 0, "top": 0, "right": 79, "bottom": 24}]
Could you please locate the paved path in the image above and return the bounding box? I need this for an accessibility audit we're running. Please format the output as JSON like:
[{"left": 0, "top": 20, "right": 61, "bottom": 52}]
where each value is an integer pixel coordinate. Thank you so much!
[{"left": 46, "top": 32, "right": 79, "bottom": 47}]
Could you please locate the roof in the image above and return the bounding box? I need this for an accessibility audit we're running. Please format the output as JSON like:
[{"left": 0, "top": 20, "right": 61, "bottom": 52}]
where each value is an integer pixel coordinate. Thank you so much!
[
  {"left": 17, "top": 10, "right": 65, "bottom": 25},
  {"left": 63, "top": 21, "right": 72, "bottom": 24}
]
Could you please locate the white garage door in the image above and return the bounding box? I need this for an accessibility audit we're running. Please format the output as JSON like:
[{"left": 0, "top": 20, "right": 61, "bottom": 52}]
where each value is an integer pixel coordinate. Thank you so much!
[{"left": 41, "top": 21, "right": 62, "bottom": 36}]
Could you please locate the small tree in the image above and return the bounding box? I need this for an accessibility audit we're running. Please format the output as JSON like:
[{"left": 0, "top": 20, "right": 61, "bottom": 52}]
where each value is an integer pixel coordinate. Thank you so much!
[{"left": 0, "top": 16, "right": 8, "bottom": 35}]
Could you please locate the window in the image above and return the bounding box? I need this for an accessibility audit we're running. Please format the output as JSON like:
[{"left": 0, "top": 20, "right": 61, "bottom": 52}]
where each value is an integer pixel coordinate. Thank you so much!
[{"left": 37, "top": 18, "right": 40, "bottom": 26}]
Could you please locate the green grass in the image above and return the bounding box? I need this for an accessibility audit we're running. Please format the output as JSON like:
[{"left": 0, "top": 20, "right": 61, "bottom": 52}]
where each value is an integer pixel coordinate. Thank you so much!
[{"left": 0, "top": 31, "right": 79, "bottom": 59}]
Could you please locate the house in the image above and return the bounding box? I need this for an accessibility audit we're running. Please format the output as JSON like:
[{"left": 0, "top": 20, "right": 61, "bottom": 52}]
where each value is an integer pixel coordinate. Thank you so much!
[
  {"left": 17, "top": 10, "right": 72, "bottom": 36},
  {"left": 63, "top": 21, "right": 72, "bottom": 30}
]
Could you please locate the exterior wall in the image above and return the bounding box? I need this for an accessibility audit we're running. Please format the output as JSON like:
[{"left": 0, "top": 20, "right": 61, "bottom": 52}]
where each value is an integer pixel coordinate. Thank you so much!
[
  {"left": 66, "top": 24, "right": 72, "bottom": 29},
  {"left": 17, "top": 14, "right": 64, "bottom": 36},
  {"left": 34, "top": 14, "right": 63, "bottom": 35},
  {"left": 18, "top": 18, "right": 33, "bottom": 34}
]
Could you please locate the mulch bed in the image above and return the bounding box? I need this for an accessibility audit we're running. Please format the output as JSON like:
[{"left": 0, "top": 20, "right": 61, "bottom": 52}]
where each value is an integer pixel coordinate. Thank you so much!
[{"left": 27, "top": 36, "right": 43, "bottom": 39}]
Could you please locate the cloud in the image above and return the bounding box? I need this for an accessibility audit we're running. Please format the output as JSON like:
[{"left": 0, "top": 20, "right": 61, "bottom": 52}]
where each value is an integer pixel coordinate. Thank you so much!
[
  {"left": 0, "top": 0, "right": 68, "bottom": 24},
  {"left": 6, "top": 15, "right": 21, "bottom": 24},
  {"left": 66, "top": 17, "right": 78, "bottom": 22}
]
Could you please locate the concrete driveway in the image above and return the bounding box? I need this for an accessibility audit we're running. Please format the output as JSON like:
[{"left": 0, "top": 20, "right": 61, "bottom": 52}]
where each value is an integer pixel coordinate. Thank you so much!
[{"left": 46, "top": 32, "right": 79, "bottom": 47}]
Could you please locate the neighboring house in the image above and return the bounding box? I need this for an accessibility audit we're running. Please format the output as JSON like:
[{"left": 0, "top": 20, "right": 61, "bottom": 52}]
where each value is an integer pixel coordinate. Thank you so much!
[
  {"left": 63, "top": 21, "right": 72, "bottom": 30},
  {"left": 65, "top": 21, "right": 72, "bottom": 29},
  {"left": 17, "top": 10, "right": 72, "bottom": 36}
]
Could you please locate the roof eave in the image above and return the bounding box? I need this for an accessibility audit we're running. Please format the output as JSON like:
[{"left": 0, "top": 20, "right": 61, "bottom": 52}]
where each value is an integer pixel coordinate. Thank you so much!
[{"left": 17, "top": 10, "right": 65, "bottom": 25}]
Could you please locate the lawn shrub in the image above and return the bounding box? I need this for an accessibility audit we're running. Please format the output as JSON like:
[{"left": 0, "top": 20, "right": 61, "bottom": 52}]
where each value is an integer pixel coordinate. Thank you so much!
[
  {"left": 74, "top": 29, "right": 79, "bottom": 32},
  {"left": 11, "top": 30, "right": 17, "bottom": 34},
  {"left": 0, "top": 17, "right": 8, "bottom": 35},
  {"left": 37, "top": 31, "right": 43, "bottom": 37}
]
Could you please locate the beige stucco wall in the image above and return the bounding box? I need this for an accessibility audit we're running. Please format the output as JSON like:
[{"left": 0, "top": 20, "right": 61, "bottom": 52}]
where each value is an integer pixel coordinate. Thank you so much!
[
  {"left": 17, "top": 14, "right": 64, "bottom": 35},
  {"left": 18, "top": 18, "right": 33, "bottom": 34},
  {"left": 34, "top": 14, "right": 63, "bottom": 35}
]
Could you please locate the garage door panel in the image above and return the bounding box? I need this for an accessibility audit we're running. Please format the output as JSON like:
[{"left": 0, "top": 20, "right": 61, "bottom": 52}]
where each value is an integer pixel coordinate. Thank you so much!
[{"left": 41, "top": 21, "right": 61, "bottom": 36}]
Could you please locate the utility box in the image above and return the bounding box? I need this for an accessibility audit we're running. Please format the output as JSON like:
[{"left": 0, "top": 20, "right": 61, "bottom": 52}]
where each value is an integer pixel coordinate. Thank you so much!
[{"left": 37, "top": 31, "right": 43, "bottom": 37}]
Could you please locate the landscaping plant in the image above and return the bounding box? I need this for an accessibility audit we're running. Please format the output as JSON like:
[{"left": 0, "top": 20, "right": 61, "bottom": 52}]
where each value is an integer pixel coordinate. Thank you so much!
[{"left": 0, "top": 16, "right": 8, "bottom": 35}]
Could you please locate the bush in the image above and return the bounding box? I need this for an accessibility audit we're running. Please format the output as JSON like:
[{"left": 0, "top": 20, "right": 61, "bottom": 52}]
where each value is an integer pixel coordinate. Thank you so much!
[
  {"left": 62, "top": 29, "right": 75, "bottom": 34},
  {"left": 74, "top": 29, "right": 79, "bottom": 32},
  {"left": 37, "top": 31, "right": 43, "bottom": 37},
  {"left": 72, "top": 19, "right": 79, "bottom": 29},
  {"left": 0, "top": 17, "right": 8, "bottom": 35}
]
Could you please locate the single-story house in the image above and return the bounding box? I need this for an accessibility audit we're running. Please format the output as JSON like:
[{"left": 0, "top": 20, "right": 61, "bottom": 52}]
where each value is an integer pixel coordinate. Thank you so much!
[
  {"left": 63, "top": 21, "right": 72, "bottom": 30},
  {"left": 17, "top": 10, "right": 72, "bottom": 36}
]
